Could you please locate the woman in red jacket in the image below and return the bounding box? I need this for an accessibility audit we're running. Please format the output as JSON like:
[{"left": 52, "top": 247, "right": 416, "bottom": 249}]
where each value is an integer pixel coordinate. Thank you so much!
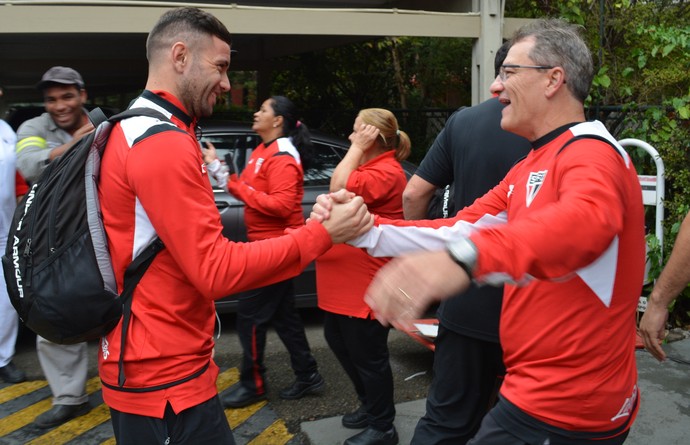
[
  {"left": 206, "top": 96, "right": 323, "bottom": 408},
  {"left": 316, "top": 108, "right": 410, "bottom": 445}
]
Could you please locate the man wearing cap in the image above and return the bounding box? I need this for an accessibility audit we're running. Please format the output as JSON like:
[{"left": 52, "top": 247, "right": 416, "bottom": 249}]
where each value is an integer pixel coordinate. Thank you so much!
[
  {"left": 15, "top": 66, "right": 92, "bottom": 428},
  {"left": 15, "top": 66, "right": 94, "bottom": 183}
]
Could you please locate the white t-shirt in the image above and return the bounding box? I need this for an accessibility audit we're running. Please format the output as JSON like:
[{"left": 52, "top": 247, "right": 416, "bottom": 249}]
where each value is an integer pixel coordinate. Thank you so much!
[{"left": 0, "top": 119, "right": 17, "bottom": 251}]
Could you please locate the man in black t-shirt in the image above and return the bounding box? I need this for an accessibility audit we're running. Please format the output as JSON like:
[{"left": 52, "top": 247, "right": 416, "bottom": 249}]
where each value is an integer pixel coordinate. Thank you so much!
[{"left": 402, "top": 43, "right": 531, "bottom": 445}]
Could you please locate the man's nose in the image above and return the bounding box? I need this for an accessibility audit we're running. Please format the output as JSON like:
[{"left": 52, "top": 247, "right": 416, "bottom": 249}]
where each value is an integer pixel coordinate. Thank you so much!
[
  {"left": 221, "top": 75, "right": 231, "bottom": 93},
  {"left": 489, "top": 75, "right": 503, "bottom": 96}
]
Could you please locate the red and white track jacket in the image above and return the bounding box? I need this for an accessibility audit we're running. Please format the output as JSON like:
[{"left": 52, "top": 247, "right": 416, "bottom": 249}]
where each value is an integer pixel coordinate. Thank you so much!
[
  {"left": 98, "top": 90, "right": 332, "bottom": 417},
  {"left": 352, "top": 121, "right": 645, "bottom": 433}
]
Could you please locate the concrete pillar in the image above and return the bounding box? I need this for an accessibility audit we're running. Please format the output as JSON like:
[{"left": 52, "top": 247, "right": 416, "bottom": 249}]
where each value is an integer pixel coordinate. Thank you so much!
[{"left": 471, "top": 0, "right": 504, "bottom": 104}]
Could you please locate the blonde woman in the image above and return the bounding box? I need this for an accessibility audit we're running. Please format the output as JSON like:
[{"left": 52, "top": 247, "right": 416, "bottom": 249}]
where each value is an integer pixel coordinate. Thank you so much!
[{"left": 316, "top": 108, "right": 410, "bottom": 445}]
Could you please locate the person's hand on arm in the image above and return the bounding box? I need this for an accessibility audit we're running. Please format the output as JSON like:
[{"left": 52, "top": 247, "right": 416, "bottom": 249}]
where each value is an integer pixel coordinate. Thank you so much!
[
  {"left": 639, "top": 212, "right": 690, "bottom": 361},
  {"left": 364, "top": 250, "right": 472, "bottom": 330},
  {"left": 320, "top": 195, "right": 374, "bottom": 243},
  {"left": 308, "top": 189, "right": 355, "bottom": 223},
  {"left": 402, "top": 175, "right": 438, "bottom": 220},
  {"left": 330, "top": 123, "right": 379, "bottom": 191},
  {"left": 48, "top": 122, "right": 95, "bottom": 161}
]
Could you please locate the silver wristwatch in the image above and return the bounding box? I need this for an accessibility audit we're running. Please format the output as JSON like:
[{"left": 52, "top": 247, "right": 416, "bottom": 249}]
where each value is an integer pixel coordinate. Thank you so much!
[{"left": 446, "top": 237, "right": 478, "bottom": 277}]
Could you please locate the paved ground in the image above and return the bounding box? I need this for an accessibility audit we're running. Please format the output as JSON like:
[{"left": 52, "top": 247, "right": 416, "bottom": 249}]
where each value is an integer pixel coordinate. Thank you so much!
[
  {"left": 5, "top": 315, "right": 688, "bottom": 444},
  {"left": 302, "top": 337, "right": 690, "bottom": 444},
  {"left": 2, "top": 311, "right": 434, "bottom": 444}
]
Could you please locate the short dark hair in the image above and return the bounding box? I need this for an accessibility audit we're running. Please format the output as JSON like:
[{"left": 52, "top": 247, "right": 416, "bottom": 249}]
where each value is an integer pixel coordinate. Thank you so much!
[
  {"left": 494, "top": 41, "right": 511, "bottom": 77},
  {"left": 146, "top": 7, "right": 232, "bottom": 61}
]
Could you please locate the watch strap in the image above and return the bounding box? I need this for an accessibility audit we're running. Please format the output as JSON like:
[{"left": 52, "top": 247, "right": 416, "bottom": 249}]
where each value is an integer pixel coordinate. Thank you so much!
[{"left": 446, "top": 237, "right": 478, "bottom": 278}]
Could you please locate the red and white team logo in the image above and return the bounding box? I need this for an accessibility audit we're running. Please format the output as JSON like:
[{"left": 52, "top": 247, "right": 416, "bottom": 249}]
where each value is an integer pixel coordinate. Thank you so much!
[
  {"left": 255, "top": 157, "right": 265, "bottom": 174},
  {"left": 526, "top": 170, "right": 547, "bottom": 207}
]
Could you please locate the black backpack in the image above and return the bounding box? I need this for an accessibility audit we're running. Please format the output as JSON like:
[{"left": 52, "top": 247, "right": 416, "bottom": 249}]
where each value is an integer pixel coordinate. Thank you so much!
[{"left": 2, "top": 108, "right": 166, "bottom": 346}]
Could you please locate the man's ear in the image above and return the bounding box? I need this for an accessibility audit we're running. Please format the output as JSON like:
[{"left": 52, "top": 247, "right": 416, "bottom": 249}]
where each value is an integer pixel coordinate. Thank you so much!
[
  {"left": 79, "top": 89, "right": 88, "bottom": 104},
  {"left": 545, "top": 67, "right": 566, "bottom": 98},
  {"left": 171, "top": 42, "right": 188, "bottom": 73}
]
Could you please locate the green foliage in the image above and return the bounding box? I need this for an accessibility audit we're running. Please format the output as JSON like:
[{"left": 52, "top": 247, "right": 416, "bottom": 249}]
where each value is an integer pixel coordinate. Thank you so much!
[
  {"left": 268, "top": 37, "right": 472, "bottom": 161},
  {"left": 591, "top": 1, "right": 690, "bottom": 326}
]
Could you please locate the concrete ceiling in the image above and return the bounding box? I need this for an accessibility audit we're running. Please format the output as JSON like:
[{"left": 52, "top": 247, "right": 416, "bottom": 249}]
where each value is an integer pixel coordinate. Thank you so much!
[{"left": 0, "top": 1, "right": 529, "bottom": 105}]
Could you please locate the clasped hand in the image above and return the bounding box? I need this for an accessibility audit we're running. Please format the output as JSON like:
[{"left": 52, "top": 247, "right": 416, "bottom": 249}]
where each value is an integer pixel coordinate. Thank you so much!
[
  {"left": 312, "top": 189, "right": 374, "bottom": 245},
  {"left": 311, "top": 190, "right": 472, "bottom": 330}
]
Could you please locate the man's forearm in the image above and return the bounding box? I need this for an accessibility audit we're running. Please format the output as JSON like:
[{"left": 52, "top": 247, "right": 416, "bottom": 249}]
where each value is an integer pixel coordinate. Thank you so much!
[
  {"left": 402, "top": 175, "right": 436, "bottom": 220},
  {"left": 48, "top": 140, "right": 78, "bottom": 161},
  {"left": 402, "top": 195, "right": 430, "bottom": 220},
  {"left": 648, "top": 213, "right": 690, "bottom": 306}
]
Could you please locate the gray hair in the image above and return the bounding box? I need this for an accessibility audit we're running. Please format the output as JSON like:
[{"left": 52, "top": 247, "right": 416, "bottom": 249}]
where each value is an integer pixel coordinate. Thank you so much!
[{"left": 511, "top": 18, "right": 593, "bottom": 103}]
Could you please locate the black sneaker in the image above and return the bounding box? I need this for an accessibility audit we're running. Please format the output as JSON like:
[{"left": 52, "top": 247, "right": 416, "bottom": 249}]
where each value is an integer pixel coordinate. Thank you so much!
[
  {"left": 344, "top": 426, "right": 399, "bottom": 445},
  {"left": 342, "top": 406, "right": 368, "bottom": 429},
  {"left": 221, "top": 384, "right": 266, "bottom": 408},
  {"left": 279, "top": 372, "right": 324, "bottom": 400},
  {"left": 34, "top": 403, "right": 91, "bottom": 429},
  {"left": 0, "top": 361, "right": 26, "bottom": 383}
]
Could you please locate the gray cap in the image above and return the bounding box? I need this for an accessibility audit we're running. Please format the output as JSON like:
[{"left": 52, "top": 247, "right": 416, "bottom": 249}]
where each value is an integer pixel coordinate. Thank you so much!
[{"left": 37, "top": 66, "right": 85, "bottom": 90}]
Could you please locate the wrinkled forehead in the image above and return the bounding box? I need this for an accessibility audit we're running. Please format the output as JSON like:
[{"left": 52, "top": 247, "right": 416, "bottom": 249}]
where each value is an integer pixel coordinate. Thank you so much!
[{"left": 505, "top": 37, "right": 536, "bottom": 64}]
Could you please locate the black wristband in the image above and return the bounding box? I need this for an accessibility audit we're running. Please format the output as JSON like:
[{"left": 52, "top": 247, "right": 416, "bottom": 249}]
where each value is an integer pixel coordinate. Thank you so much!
[
  {"left": 447, "top": 248, "right": 473, "bottom": 278},
  {"left": 446, "top": 237, "right": 477, "bottom": 279}
]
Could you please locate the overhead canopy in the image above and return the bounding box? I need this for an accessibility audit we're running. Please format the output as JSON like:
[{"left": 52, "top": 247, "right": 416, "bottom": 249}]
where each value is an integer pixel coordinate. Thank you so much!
[{"left": 0, "top": 1, "right": 532, "bottom": 104}]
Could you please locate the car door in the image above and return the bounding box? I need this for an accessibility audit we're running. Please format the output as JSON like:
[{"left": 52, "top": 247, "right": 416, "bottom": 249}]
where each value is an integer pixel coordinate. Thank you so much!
[{"left": 201, "top": 131, "right": 261, "bottom": 242}]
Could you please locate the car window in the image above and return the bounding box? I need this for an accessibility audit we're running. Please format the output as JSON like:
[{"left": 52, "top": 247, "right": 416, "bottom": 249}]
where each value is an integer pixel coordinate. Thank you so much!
[
  {"left": 304, "top": 141, "right": 346, "bottom": 187},
  {"left": 202, "top": 133, "right": 348, "bottom": 189},
  {"left": 201, "top": 133, "right": 260, "bottom": 188}
]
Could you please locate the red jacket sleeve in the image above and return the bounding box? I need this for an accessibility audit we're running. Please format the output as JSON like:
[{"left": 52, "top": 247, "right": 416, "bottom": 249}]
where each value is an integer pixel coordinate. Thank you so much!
[
  {"left": 126, "top": 132, "right": 331, "bottom": 300},
  {"left": 15, "top": 171, "right": 29, "bottom": 197}
]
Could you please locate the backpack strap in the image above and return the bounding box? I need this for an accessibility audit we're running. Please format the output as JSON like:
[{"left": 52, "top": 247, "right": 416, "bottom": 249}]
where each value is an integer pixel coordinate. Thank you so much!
[
  {"left": 104, "top": 106, "right": 207, "bottom": 391},
  {"left": 106, "top": 107, "right": 173, "bottom": 388},
  {"left": 87, "top": 106, "right": 170, "bottom": 128},
  {"left": 87, "top": 108, "right": 109, "bottom": 127},
  {"left": 117, "top": 237, "right": 165, "bottom": 388},
  {"left": 557, "top": 134, "right": 624, "bottom": 159},
  {"left": 109, "top": 107, "right": 170, "bottom": 123}
]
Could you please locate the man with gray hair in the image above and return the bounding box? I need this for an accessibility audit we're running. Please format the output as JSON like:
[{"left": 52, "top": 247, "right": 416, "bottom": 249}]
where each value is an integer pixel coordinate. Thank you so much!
[
  {"left": 403, "top": 41, "right": 531, "bottom": 445},
  {"left": 316, "top": 18, "right": 645, "bottom": 444}
]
